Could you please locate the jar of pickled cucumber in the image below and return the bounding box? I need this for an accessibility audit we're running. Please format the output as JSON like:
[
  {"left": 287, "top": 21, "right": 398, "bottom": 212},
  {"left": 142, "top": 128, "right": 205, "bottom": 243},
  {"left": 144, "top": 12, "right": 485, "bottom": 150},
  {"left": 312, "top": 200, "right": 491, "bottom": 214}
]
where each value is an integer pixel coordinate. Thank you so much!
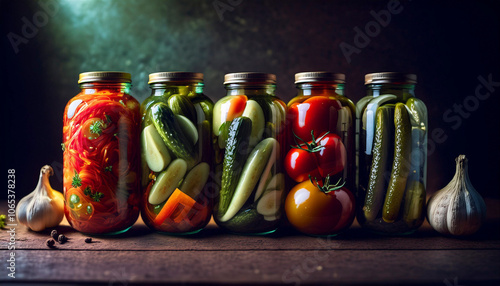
[
  {"left": 213, "top": 72, "right": 286, "bottom": 234},
  {"left": 63, "top": 71, "right": 141, "bottom": 235},
  {"left": 356, "top": 72, "right": 427, "bottom": 235},
  {"left": 284, "top": 72, "right": 356, "bottom": 237},
  {"left": 140, "top": 72, "right": 213, "bottom": 235}
]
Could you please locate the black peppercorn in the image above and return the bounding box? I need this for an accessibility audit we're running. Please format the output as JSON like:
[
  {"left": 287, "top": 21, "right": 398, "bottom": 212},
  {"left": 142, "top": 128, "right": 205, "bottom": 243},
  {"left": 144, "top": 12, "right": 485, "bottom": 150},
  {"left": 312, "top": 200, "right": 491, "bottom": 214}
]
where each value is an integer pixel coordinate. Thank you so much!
[
  {"left": 57, "top": 234, "right": 68, "bottom": 244},
  {"left": 50, "top": 229, "right": 58, "bottom": 240},
  {"left": 46, "top": 239, "right": 56, "bottom": 248},
  {"left": 84, "top": 237, "right": 92, "bottom": 243}
]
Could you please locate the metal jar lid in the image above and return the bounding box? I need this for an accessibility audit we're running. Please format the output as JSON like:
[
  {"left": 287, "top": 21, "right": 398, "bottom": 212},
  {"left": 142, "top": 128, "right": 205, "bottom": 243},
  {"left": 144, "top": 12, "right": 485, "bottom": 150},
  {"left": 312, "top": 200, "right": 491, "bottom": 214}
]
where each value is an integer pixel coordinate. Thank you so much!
[
  {"left": 295, "top": 72, "right": 345, "bottom": 84},
  {"left": 148, "top": 72, "right": 204, "bottom": 84},
  {"left": 224, "top": 72, "right": 276, "bottom": 84},
  {"left": 78, "top": 71, "right": 132, "bottom": 84},
  {"left": 364, "top": 72, "right": 417, "bottom": 85}
]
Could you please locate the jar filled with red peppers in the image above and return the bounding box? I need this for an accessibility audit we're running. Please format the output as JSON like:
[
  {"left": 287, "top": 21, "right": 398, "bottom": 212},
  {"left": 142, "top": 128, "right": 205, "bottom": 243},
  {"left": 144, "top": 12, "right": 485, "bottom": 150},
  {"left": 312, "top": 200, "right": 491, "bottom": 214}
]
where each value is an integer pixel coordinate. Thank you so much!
[
  {"left": 62, "top": 71, "right": 141, "bottom": 235},
  {"left": 284, "top": 72, "right": 356, "bottom": 236},
  {"left": 140, "top": 72, "right": 213, "bottom": 235}
]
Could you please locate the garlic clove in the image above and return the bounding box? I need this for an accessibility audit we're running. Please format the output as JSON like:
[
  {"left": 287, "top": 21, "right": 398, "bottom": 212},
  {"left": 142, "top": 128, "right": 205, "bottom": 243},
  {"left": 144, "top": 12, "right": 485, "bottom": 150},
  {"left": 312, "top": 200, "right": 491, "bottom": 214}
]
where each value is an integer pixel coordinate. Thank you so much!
[
  {"left": 16, "top": 165, "right": 65, "bottom": 231},
  {"left": 427, "top": 155, "right": 487, "bottom": 236}
]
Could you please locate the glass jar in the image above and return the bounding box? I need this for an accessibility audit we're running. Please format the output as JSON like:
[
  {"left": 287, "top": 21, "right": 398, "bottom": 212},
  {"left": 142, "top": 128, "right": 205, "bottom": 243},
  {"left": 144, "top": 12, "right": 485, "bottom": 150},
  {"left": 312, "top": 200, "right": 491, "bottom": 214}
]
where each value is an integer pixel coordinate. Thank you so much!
[
  {"left": 62, "top": 71, "right": 141, "bottom": 235},
  {"left": 140, "top": 72, "right": 213, "bottom": 234},
  {"left": 356, "top": 72, "right": 427, "bottom": 235},
  {"left": 213, "top": 72, "right": 286, "bottom": 235},
  {"left": 284, "top": 72, "right": 356, "bottom": 236}
]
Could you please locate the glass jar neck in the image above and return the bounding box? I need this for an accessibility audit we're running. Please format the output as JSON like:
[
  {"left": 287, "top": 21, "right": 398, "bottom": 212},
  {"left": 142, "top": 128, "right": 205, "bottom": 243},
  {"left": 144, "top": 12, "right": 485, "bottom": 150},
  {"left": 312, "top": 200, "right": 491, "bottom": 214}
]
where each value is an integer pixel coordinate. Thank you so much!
[
  {"left": 295, "top": 82, "right": 344, "bottom": 96},
  {"left": 366, "top": 83, "right": 415, "bottom": 101},
  {"left": 224, "top": 83, "right": 276, "bottom": 97},
  {"left": 149, "top": 82, "right": 203, "bottom": 97},
  {"left": 79, "top": 82, "right": 131, "bottom": 94}
]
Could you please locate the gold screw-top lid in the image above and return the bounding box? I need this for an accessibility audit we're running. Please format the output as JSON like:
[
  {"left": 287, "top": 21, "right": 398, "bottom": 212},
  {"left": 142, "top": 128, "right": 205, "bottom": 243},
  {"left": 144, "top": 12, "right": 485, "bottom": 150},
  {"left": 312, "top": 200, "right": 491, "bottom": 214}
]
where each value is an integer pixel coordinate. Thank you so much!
[
  {"left": 224, "top": 72, "right": 276, "bottom": 84},
  {"left": 148, "top": 72, "right": 204, "bottom": 84},
  {"left": 364, "top": 72, "right": 417, "bottom": 85},
  {"left": 78, "top": 71, "right": 132, "bottom": 84},
  {"left": 295, "top": 72, "right": 345, "bottom": 84}
]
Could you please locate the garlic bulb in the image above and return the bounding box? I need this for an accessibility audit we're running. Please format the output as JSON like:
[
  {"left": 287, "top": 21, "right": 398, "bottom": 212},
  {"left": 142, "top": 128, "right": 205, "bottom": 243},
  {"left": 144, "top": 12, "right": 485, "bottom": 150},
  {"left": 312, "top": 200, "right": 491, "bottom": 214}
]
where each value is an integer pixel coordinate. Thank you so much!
[
  {"left": 427, "top": 155, "right": 487, "bottom": 236},
  {"left": 16, "top": 165, "right": 65, "bottom": 231}
]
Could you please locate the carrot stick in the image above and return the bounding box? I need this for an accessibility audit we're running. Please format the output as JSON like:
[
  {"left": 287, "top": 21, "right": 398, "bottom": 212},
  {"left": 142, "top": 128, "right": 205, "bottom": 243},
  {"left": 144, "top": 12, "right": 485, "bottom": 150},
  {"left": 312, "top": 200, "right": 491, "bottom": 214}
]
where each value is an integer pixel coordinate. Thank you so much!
[{"left": 153, "top": 188, "right": 196, "bottom": 226}]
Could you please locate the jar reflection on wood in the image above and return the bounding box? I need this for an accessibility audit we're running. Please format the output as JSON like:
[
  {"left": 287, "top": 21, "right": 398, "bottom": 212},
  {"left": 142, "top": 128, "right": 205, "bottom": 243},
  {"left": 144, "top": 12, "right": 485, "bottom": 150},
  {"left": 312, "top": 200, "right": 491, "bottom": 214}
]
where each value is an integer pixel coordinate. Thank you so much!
[
  {"left": 140, "top": 72, "right": 213, "bottom": 235},
  {"left": 356, "top": 72, "right": 427, "bottom": 235},
  {"left": 62, "top": 71, "right": 141, "bottom": 235},
  {"left": 213, "top": 72, "right": 286, "bottom": 235}
]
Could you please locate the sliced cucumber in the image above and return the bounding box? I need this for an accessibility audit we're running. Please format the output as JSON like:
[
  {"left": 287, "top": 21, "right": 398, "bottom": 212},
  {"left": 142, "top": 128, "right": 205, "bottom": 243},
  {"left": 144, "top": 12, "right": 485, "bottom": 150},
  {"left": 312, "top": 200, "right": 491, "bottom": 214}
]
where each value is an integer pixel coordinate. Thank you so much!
[
  {"left": 217, "top": 121, "right": 231, "bottom": 149},
  {"left": 148, "top": 159, "right": 187, "bottom": 205},
  {"left": 175, "top": 114, "right": 198, "bottom": 145},
  {"left": 213, "top": 95, "right": 233, "bottom": 136},
  {"left": 194, "top": 103, "right": 206, "bottom": 123},
  {"left": 356, "top": 96, "right": 373, "bottom": 119},
  {"left": 256, "top": 189, "right": 283, "bottom": 216},
  {"left": 264, "top": 214, "right": 280, "bottom": 222},
  {"left": 241, "top": 100, "right": 265, "bottom": 147},
  {"left": 141, "top": 124, "right": 171, "bottom": 172},
  {"left": 253, "top": 141, "right": 279, "bottom": 202},
  {"left": 220, "top": 138, "right": 276, "bottom": 222},
  {"left": 180, "top": 162, "right": 210, "bottom": 200},
  {"left": 264, "top": 173, "right": 284, "bottom": 192}
]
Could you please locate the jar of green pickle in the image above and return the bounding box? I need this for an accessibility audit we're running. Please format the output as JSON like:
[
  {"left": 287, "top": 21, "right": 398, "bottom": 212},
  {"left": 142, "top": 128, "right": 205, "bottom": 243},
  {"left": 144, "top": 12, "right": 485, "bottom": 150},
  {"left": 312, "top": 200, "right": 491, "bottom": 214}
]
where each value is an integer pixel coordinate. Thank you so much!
[
  {"left": 140, "top": 72, "right": 213, "bottom": 234},
  {"left": 356, "top": 72, "right": 427, "bottom": 234},
  {"left": 213, "top": 72, "right": 286, "bottom": 235}
]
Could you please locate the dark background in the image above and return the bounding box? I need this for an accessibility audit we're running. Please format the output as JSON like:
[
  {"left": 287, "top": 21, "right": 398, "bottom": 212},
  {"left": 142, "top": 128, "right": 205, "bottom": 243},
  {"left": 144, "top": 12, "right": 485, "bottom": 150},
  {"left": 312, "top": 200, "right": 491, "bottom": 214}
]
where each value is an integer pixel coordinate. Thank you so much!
[{"left": 1, "top": 0, "right": 499, "bottom": 201}]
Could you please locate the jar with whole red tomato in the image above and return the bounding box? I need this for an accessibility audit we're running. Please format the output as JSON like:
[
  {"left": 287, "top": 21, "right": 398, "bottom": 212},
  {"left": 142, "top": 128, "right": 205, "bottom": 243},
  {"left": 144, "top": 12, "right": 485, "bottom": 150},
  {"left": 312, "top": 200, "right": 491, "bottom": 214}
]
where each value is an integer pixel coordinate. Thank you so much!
[
  {"left": 356, "top": 72, "right": 427, "bottom": 235},
  {"left": 284, "top": 72, "right": 356, "bottom": 237},
  {"left": 63, "top": 72, "right": 141, "bottom": 234},
  {"left": 213, "top": 72, "right": 286, "bottom": 235},
  {"left": 140, "top": 72, "right": 213, "bottom": 235}
]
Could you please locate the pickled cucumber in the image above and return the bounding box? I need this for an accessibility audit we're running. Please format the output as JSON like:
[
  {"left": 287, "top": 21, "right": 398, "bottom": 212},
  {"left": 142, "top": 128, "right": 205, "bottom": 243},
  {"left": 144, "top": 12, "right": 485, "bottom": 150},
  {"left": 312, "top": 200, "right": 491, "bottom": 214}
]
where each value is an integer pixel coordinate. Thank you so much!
[
  {"left": 168, "top": 94, "right": 197, "bottom": 124},
  {"left": 218, "top": 117, "right": 252, "bottom": 216},
  {"left": 402, "top": 180, "right": 426, "bottom": 225},
  {"left": 382, "top": 103, "right": 412, "bottom": 223},
  {"left": 402, "top": 98, "right": 427, "bottom": 226},
  {"left": 364, "top": 94, "right": 397, "bottom": 155},
  {"left": 363, "top": 105, "right": 394, "bottom": 222}
]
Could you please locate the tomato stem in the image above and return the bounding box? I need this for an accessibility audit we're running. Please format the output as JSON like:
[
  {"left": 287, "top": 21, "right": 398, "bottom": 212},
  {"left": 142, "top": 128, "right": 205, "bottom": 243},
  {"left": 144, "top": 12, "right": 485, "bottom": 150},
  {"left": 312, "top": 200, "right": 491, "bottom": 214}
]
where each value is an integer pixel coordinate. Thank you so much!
[
  {"left": 290, "top": 130, "right": 330, "bottom": 153},
  {"left": 309, "top": 174, "right": 345, "bottom": 194}
]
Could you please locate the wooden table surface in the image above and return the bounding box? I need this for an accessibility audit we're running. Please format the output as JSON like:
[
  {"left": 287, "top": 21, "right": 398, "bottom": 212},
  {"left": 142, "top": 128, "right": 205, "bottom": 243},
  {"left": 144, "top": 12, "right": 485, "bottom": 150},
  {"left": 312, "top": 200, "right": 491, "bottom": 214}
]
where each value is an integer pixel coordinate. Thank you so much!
[{"left": 1, "top": 199, "right": 499, "bottom": 286}]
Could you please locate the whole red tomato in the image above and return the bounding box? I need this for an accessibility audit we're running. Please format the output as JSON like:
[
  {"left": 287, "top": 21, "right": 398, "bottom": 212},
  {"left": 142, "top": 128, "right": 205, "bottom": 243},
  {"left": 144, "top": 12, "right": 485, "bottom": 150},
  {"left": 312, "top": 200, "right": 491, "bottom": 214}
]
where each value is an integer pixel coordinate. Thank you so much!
[
  {"left": 315, "top": 133, "right": 346, "bottom": 178},
  {"left": 284, "top": 147, "right": 321, "bottom": 183},
  {"left": 285, "top": 132, "right": 346, "bottom": 182},
  {"left": 285, "top": 178, "right": 355, "bottom": 236},
  {"left": 288, "top": 96, "right": 342, "bottom": 142}
]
